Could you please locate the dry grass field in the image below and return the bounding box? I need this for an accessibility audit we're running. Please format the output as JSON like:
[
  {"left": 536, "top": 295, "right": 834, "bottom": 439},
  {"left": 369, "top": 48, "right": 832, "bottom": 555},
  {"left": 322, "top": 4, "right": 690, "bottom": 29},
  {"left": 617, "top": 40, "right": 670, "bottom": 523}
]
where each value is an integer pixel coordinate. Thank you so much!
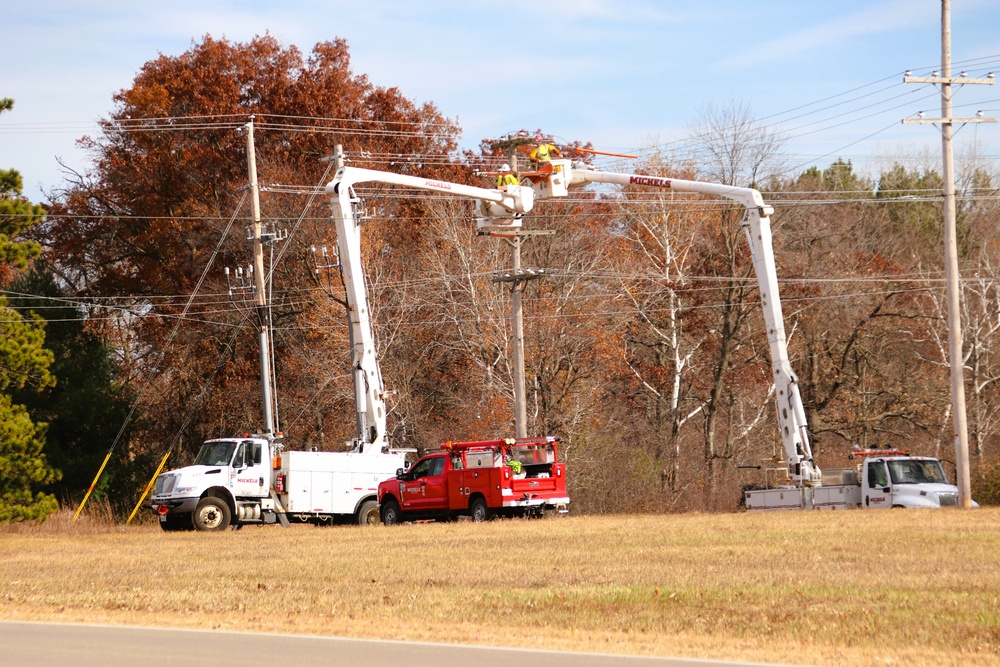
[{"left": 1, "top": 508, "right": 998, "bottom": 666}]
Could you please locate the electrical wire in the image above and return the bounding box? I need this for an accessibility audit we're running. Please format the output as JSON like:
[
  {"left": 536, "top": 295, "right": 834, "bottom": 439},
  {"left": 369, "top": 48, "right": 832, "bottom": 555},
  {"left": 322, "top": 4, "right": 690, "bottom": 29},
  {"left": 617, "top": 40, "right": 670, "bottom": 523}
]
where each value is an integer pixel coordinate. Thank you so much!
[{"left": 72, "top": 191, "right": 248, "bottom": 518}]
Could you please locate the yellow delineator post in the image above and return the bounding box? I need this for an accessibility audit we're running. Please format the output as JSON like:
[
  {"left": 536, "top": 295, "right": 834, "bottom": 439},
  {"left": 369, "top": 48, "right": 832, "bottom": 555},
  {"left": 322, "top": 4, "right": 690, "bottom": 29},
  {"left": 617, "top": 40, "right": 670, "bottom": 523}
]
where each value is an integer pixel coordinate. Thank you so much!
[
  {"left": 72, "top": 450, "right": 115, "bottom": 521},
  {"left": 126, "top": 451, "right": 172, "bottom": 526}
]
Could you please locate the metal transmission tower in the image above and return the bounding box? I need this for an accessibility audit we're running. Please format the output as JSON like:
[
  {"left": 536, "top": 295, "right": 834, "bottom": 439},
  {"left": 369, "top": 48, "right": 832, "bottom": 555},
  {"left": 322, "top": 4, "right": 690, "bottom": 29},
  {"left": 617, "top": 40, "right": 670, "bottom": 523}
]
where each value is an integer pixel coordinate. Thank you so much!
[{"left": 902, "top": 0, "right": 995, "bottom": 508}]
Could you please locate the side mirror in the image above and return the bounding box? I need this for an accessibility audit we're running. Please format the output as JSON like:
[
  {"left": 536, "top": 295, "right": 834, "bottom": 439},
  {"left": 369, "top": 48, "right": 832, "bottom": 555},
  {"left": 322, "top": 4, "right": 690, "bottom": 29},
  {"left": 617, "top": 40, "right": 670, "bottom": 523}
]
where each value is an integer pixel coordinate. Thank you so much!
[{"left": 395, "top": 467, "right": 405, "bottom": 480}]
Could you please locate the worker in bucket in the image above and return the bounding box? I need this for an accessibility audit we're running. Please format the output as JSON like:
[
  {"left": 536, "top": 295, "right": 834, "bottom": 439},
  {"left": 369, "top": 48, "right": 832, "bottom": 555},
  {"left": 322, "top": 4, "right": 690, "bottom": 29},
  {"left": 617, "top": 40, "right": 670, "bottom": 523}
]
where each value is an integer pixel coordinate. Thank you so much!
[
  {"left": 529, "top": 134, "right": 561, "bottom": 168},
  {"left": 496, "top": 163, "right": 519, "bottom": 190}
]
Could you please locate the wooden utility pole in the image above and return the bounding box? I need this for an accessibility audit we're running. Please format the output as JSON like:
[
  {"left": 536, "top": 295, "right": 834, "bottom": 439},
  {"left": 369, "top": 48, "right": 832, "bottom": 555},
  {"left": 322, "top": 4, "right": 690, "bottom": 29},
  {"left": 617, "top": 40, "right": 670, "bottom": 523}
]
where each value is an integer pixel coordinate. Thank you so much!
[
  {"left": 245, "top": 119, "right": 275, "bottom": 437},
  {"left": 487, "top": 132, "right": 550, "bottom": 439},
  {"left": 508, "top": 147, "right": 528, "bottom": 438},
  {"left": 903, "top": 0, "right": 995, "bottom": 508}
]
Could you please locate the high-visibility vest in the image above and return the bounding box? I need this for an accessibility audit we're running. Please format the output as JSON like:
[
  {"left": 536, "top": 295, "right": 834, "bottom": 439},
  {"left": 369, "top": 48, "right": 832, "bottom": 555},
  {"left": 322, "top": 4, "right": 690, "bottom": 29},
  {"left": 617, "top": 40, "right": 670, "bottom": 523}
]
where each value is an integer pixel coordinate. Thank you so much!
[
  {"left": 534, "top": 144, "right": 551, "bottom": 161},
  {"left": 497, "top": 173, "right": 518, "bottom": 187}
]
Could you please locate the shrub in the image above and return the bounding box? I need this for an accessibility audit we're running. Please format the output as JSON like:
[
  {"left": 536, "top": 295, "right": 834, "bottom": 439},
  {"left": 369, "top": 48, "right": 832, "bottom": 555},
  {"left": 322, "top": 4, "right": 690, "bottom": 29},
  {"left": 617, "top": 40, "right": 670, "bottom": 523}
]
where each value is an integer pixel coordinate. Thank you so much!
[{"left": 971, "top": 462, "right": 1000, "bottom": 506}]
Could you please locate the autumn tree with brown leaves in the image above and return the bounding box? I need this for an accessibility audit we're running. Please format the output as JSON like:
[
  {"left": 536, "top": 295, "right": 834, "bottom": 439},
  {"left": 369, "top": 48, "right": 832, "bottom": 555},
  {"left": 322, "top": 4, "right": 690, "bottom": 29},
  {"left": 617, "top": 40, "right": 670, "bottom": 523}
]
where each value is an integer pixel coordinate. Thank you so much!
[{"left": 36, "top": 35, "right": 466, "bottom": 479}]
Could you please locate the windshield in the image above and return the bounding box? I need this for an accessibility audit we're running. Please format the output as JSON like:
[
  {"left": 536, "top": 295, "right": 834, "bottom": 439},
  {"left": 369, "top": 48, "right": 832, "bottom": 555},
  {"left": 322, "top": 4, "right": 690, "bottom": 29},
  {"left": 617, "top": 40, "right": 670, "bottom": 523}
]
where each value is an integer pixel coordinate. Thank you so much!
[
  {"left": 408, "top": 456, "right": 445, "bottom": 479},
  {"left": 887, "top": 459, "right": 948, "bottom": 485},
  {"left": 193, "top": 441, "right": 237, "bottom": 467}
]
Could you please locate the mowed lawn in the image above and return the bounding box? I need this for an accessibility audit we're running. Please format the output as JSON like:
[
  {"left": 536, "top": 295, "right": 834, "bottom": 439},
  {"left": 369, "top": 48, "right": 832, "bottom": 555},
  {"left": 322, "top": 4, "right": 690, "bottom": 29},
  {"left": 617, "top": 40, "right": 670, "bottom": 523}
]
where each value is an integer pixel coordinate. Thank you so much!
[{"left": 1, "top": 509, "right": 998, "bottom": 666}]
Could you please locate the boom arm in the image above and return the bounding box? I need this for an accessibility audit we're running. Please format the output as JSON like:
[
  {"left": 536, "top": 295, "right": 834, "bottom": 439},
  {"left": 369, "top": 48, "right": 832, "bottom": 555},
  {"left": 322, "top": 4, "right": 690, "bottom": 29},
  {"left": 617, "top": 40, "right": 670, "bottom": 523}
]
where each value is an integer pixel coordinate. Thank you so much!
[
  {"left": 325, "top": 166, "right": 533, "bottom": 454},
  {"left": 541, "top": 161, "right": 820, "bottom": 485}
]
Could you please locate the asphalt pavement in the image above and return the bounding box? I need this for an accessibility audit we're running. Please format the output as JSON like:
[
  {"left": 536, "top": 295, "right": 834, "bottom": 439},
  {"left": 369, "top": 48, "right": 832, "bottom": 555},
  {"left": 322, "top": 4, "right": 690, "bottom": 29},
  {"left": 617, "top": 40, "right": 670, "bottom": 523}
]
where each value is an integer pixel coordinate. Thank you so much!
[{"left": 0, "top": 621, "right": 792, "bottom": 667}]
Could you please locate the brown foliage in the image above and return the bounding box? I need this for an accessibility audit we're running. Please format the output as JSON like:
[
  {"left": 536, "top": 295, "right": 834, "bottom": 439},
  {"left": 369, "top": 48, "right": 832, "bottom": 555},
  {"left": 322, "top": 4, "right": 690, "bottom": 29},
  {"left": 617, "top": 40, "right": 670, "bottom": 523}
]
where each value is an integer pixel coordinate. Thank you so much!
[
  {"left": 39, "top": 35, "right": 464, "bottom": 462},
  {"left": 34, "top": 42, "right": 1000, "bottom": 513}
]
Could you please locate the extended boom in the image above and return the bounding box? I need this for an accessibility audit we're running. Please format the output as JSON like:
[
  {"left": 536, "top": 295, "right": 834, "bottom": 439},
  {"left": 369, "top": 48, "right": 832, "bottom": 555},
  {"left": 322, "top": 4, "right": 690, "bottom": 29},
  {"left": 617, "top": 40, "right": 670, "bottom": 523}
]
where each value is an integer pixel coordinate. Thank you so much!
[
  {"left": 530, "top": 160, "right": 820, "bottom": 486},
  {"left": 324, "top": 166, "right": 533, "bottom": 454}
]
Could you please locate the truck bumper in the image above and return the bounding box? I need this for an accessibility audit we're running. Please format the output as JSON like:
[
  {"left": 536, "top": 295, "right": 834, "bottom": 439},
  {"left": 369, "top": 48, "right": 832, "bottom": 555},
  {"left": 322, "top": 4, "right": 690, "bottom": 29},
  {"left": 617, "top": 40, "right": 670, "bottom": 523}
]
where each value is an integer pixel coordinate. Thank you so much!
[
  {"left": 150, "top": 496, "right": 200, "bottom": 515},
  {"left": 502, "top": 496, "right": 570, "bottom": 509}
]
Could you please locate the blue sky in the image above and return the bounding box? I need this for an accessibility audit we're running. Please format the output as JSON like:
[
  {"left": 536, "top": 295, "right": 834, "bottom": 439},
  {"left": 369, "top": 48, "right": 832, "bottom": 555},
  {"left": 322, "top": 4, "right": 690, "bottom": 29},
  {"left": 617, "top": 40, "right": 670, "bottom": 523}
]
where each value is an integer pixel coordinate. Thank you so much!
[{"left": 3, "top": 0, "right": 999, "bottom": 202}]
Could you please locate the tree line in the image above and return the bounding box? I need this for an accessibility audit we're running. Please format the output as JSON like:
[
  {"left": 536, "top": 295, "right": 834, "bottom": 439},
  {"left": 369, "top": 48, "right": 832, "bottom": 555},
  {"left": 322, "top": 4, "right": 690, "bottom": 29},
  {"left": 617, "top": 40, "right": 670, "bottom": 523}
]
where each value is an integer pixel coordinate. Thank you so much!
[{"left": 3, "top": 35, "right": 999, "bottom": 521}]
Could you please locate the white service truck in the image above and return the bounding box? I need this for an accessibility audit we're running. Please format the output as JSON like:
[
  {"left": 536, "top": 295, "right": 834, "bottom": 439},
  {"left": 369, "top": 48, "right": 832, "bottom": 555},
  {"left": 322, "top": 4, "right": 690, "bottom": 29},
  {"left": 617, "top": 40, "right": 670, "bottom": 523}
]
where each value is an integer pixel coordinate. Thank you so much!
[
  {"left": 151, "top": 435, "right": 405, "bottom": 529},
  {"left": 150, "top": 131, "right": 534, "bottom": 531},
  {"left": 518, "top": 156, "right": 973, "bottom": 511},
  {"left": 746, "top": 447, "right": 969, "bottom": 510}
]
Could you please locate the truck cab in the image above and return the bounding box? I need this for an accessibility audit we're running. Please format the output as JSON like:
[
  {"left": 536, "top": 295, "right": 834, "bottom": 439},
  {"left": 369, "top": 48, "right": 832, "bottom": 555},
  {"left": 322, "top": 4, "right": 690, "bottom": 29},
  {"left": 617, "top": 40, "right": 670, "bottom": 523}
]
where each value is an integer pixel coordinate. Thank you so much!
[
  {"left": 150, "top": 436, "right": 277, "bottom": 531},
  {"left": 393, "top": 453, "right": 450, "bottom": 514},
  {"left": 860, "top": 455, "right": 965, "bottom": 508}
]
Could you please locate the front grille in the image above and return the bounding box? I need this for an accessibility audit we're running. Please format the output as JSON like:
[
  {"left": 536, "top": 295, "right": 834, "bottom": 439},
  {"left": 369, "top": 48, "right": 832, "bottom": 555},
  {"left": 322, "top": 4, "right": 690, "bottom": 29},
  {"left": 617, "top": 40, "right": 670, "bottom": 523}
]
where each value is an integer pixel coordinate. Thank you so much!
[
  {"left": 154, "top": 474, "right": 176, "bottom": 495},
  {"left": 937, "top": 492, "right": 958, "bottom": 506}
]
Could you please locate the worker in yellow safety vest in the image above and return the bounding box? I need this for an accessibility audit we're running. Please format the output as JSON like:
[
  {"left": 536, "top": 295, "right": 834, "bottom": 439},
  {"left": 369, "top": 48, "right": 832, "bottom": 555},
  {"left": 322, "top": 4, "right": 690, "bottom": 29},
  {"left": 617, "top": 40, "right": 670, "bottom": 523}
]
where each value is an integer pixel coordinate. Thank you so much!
[
  {"left": 496, "top": 164, "right": 519, "bottom": 190},
  {"left": 529, "top": 134, "right": 561, "bottom": 169}
]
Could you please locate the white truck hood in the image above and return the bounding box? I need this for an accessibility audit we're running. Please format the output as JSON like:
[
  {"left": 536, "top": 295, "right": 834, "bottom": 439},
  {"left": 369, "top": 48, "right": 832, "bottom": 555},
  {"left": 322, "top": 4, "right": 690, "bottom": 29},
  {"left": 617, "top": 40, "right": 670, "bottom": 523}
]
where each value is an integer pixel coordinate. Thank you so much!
[
  {"left": 153, "top": 465, "right": 226, "bottom": 497},
  {"left": 891, "top": 482, "right": 965, "bottom": 507}
]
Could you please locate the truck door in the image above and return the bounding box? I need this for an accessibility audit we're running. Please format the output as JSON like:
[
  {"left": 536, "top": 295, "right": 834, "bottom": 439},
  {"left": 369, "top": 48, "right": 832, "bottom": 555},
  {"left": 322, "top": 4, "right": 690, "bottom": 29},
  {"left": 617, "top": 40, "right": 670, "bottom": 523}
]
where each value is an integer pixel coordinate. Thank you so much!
[
  {"left": 230, "top": 440, "right": 268, "bottom": 499},
  {"left": 399, "top": 455, "right": 448, "bottom": 511},
  {"left": 399, "top": 456, "right": 448, "bottom": 512},
  {"left": 864, "top": 459, "right": 892, "bottom": 509}
]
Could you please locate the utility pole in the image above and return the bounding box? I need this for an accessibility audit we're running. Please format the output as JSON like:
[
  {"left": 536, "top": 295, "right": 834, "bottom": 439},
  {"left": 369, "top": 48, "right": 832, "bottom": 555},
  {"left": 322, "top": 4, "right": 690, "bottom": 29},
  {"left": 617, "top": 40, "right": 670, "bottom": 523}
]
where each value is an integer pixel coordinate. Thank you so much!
[
  {"left": 487, "top": 132, "right": 551, "bottom": 438},
  {"left": 903, "top": 0, "right": 995, "bottom": 508},
  {"left": 508, "top": 143, "right": 528, "bottom": 439},
  {"left": 245, "top": 119, "right": 276, "bottom": 437}
]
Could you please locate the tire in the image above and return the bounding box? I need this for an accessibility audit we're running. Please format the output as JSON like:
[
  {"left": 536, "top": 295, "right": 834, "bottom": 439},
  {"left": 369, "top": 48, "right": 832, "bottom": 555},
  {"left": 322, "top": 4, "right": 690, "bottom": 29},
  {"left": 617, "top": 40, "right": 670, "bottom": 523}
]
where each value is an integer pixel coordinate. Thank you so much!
[
  {"left": 380, "top": 498, "right": 401, "bottom": 526},
  {"left": 357, "top": 499, "right": 380, "bottom": 526},
  {"left": 158, "top": 513, "right": 191, "bottom": 532},
  {"left": 470, "top": 497, "right": 492, "bottom": 522},
  {"left": 193, "top": 497, "right": 231, "bottom": 531}
]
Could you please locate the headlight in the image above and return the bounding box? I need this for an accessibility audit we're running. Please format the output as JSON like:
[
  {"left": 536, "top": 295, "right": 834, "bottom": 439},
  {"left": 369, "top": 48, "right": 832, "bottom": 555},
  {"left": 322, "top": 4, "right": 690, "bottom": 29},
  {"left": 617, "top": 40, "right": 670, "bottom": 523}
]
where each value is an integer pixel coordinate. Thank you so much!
[{"left": 173, "top": 486, "right": 197, "bottom": 495}]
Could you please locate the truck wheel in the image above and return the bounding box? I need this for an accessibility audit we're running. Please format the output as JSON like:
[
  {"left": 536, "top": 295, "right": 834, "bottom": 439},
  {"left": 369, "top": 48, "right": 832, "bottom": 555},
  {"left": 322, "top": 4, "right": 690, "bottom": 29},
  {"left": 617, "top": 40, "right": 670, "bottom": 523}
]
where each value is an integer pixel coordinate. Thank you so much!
[
  {"left": 357, "top": 500, "right": 380, "bottom": 526},
  {"left": 193, "top": 497, "right": 231, "bottom": 531},
  {"left": 380, "top": 499, "right": 401, "bottom": 526},
  {"left": 470, "top": 497, "right": 492, "bottom": 522}
]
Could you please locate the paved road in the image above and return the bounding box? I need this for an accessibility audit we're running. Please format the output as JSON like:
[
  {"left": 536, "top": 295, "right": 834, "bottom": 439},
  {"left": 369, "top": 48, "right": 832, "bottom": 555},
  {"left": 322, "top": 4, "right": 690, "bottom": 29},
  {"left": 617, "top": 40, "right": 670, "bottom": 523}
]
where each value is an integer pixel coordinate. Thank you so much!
[{"left": 1, "top": 621, "right": 787, "bottom": 667}]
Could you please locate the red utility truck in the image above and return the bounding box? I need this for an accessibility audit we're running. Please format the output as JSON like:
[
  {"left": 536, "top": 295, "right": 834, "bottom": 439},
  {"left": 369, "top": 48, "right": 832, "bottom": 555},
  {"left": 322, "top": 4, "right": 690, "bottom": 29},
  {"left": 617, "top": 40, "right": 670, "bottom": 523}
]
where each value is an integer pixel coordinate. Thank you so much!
[{"left": 377, "top": 436, "right": 569, "bottom": 524}]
